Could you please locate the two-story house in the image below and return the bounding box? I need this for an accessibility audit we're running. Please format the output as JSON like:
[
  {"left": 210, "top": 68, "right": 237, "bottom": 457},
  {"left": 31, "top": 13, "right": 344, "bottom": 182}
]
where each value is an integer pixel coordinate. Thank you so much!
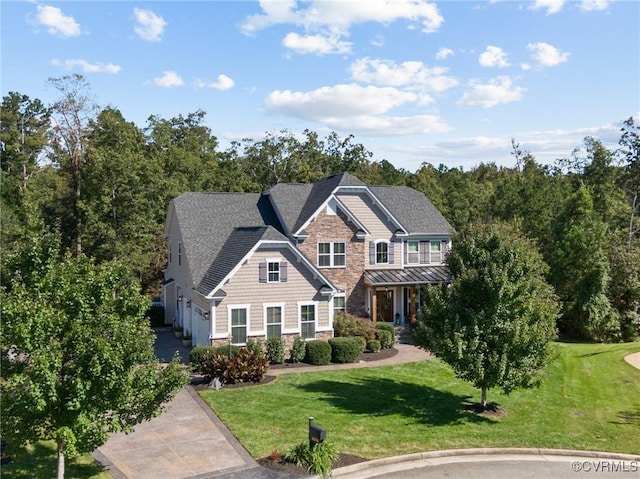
[{"left": 162, "top": 172, "right": 452, "bottom": 348}]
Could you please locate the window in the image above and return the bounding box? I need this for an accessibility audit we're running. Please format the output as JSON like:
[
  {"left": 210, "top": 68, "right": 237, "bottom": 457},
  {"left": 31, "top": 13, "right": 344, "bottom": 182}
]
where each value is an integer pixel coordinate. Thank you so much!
[
  {"left": 178, "top": 242, "right": 182, "bottom": 266},
  {"left": 266, "top": 306, "right": 282, "bottom": 338},
  {"left": 407, "top": 241, "right": 419, "bottom": 264},
  {"left": 333, "top": 296, "right": 345, "bottom": 315},
  {"left": 230, "top": 308, "right": 247, "bottom": 344},
  {"left": 268, "top": 261, "right": 280, "bottom": 282},
  {"left": 300, "top": 304, "right": 316, "bottom": 339},
  {"left": 259, "top": 261, "right": 287, "bottom": 283},
  {"left": 430, "top": 241, "right": 442, "bottom": 263},
  {"left": 318, "top": 242, "right": 346, "bottom": 267},
  {"left": 376, "top": 242, "right": 388, "bottom": 264}
]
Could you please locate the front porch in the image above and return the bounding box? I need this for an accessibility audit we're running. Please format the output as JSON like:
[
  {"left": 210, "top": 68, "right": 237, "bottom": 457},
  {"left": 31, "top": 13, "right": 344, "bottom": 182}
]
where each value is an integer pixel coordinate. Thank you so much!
[{"left": 364, "top": 265, "right": 449, "bottom": 326}]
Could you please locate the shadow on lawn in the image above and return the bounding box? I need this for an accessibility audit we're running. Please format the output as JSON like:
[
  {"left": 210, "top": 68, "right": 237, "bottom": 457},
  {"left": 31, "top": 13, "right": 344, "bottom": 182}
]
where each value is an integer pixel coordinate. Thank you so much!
[
  {"left": 2, "top": 441, "right": 106, "bottom": 479},
  {"left": 296, "top": 376, "right": 496, "bottom": 426}
]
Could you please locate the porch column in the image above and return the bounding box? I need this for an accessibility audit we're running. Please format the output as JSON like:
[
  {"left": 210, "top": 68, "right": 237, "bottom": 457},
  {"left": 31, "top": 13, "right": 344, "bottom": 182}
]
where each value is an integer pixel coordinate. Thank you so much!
[
  {"left": 371, "top": 288, "right": 377, "bottom": 324},
  {"left": 410, "top": 286, "right": 416, "bottom": 325}
]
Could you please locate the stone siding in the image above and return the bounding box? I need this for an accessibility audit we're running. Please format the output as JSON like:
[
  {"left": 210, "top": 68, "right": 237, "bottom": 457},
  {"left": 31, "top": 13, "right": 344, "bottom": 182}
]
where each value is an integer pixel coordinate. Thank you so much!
[{"left": 297, "top": 208, "right": 368, "bottom": 317}]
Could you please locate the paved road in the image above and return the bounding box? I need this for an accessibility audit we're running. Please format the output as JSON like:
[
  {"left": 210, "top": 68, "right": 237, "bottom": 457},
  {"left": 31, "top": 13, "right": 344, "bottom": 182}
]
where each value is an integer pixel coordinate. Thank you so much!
[{"left": 333, "top": 453, "right": 640, "bottom": 479}]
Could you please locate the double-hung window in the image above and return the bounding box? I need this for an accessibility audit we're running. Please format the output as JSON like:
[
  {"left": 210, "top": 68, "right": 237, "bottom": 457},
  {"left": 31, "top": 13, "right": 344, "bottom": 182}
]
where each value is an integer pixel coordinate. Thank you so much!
[
  {"left": 430, "top": 241, "right": 442, "bottom": 263},
  {"left": 268, "top": 261, "right": 280, "bottom": 282},
  {"left": 333, "top": 295, "right": 346, "bottom": 315},
  {"left": 230, "top": 307, "right": 247, "bottom": 344},
  {"left": 407, "top": 241, "right": 419, "bottom": 264},
  {"left": 318, "top": 242, "right": 346, "bottom": 267},
  {"left": 266, "top": 305, "right": 282, "bottom": 338},
  {"left": 300, "top": 303, "right": 316, "bottom": 339},
  {"left": 376, "top": 242, "right": 389, "bottom": 264}
]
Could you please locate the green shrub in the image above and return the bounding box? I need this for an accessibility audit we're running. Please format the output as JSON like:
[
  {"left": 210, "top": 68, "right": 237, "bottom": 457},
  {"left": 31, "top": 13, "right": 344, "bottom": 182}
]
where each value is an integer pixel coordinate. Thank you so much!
[
  {"left": 284, "top": 440, "right": 339, "bottom": 479},
  {"left": 304, "top": 341, "right": 331, "bottom": 365},
  {"left": 376, "top": 329, "right": 394, "bottom": 349},
  {"left": 328, "top": 337, "right": 360, "bottom": 363},
  {"left": 246, "top": 338, "right": 264, "bottom": 355},
  {"left": 376, "top": 322, "right": 395, "bottom": 337},
  {"left": 146, "top": 305, "right": 165, "bottom": 328},
  {"left": 200, "top": 349, "right": 268, "bottom": 384},
  {"left": 266, "top": 337, "right": 285, "bottom": 364},
  {"left": 333, "top": 313, "right": 376, "bottom": 340},
  {"left": 366, "top": 339, "right": 381, "bottom": 353},
  {"left": 189, "top": 346, "right": 216, "bottom": 370},
  {"left": 290, "top": 336, "right": 306, "bottom": 363},
  {"left": 353, "top": 335, "right": 367, "bottom": 352}
]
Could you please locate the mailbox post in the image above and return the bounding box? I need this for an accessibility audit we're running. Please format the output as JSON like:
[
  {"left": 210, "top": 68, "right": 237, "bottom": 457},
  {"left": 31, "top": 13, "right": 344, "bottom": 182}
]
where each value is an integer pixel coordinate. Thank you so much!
[{"left": 308, "top": 416, "right": 326, "bottom": 450}]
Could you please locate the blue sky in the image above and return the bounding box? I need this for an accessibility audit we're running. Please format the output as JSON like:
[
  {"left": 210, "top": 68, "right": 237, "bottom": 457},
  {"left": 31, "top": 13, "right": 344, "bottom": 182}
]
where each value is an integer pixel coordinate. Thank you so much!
[{"left": 2, "top": 0, "right": 638, "bottom": 171}]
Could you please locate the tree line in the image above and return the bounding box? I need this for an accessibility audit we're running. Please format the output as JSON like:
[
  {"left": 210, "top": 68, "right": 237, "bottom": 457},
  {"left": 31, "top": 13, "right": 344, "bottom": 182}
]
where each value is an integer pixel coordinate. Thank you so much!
[{"left": 2, "top": 74, "right": 639, "bottom": 343}]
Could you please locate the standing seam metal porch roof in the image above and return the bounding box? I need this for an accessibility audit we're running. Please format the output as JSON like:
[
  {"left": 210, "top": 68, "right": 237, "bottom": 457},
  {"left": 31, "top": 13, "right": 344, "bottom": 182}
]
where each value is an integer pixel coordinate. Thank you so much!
[{"left": 364, "top": 265, "right": 450, "bottom": 286}]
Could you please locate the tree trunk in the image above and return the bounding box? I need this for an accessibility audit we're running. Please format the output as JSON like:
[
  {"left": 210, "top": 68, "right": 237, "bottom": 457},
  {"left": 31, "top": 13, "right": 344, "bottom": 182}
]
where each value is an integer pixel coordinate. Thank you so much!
[
  {"left": 481, "top": 386, "right": 487, "bottom": 409},
  {"left": 57, "top": 441, "right": 65, "bottom": 479}
]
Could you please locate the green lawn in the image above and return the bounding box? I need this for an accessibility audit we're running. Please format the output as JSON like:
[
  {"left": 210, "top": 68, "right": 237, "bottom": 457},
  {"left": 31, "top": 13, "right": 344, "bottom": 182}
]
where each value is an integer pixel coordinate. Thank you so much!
[
  {"left": 1, "top": 441, "right": 111, "bottom": 479},
  {"left": 200, "top": 342, "right": 640, "bottom": 460}
]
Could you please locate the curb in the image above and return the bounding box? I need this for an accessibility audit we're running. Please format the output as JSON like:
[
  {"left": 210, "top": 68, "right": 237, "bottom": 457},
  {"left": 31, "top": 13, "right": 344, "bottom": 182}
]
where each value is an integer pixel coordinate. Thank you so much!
[{"left": 330, "top": 448, "right": 640, "bottom": 478}]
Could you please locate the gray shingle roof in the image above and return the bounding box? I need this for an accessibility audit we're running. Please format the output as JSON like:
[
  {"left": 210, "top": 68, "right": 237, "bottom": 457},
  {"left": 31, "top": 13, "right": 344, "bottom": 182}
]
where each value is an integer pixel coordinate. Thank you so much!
[
  {"left": 369, "top": 185, "right": 453, "bottom": 235},
  {"left": 267, "top": 172, "right": 367, "bottom": 234},
  {"left": 171, "top": 192, "right": 277, "bottom": 291},
  {"left": 196, "top": 226, "right": 288, "bottom": 295}
]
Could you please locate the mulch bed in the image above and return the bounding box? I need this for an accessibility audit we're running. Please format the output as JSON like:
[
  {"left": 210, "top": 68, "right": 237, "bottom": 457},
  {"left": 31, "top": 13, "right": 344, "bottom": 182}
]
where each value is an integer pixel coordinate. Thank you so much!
[
  {"left": 193, "top": 347, "right": 399, "bottom": 391},
  {"left": 257, "top": 453, "right": 368, "bottom": 476}
]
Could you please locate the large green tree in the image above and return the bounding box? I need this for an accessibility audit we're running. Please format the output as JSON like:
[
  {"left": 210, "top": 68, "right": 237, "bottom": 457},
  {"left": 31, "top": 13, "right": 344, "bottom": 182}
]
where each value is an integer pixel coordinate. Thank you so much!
[
  {"left": 413, "top": 223, "right": 559, "bottom": 408},
  {"left": 1, "top": 226, "right": 188, "bottom": 479}
]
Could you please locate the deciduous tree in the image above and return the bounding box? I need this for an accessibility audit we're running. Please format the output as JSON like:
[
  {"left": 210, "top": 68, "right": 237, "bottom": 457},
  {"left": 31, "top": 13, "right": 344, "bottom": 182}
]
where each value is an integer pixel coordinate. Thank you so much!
[
  {"left": 413, "top": 223, "right": 558, "bottom": 408},
  {"left": 1, "top": 228, "right": 188, "bottom": 479}
]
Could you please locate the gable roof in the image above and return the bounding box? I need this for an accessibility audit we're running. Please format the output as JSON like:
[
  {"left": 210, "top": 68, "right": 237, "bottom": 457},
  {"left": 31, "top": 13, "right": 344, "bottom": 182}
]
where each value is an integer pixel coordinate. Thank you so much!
[
  {"left": 267, "top": 172, "right": 369, "bottom": 235},
  {"left": 369, "top": 186, "right": 452, "bottom": 235},
  {"left": 266, "top": 172, "right": 452, "bottom": 237},
  {"left": 167, "top": 192, "right": 280, "bottom": 291},
  {"left": 196, "top": 226, "right": 289, "bottom": 296}
]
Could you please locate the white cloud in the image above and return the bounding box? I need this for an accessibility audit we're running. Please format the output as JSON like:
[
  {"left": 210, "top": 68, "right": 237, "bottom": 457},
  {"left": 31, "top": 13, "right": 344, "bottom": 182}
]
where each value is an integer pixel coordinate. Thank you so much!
[
  {"left": 283, "top": 32, "right": 352, "bottom": 55},
  {"left": 264, "top": 82, "right": 450, "bottom": 136},
  {"left": 153, "top": 71, "right": 183, "bottom": 88},
  {"left": 266, "top": 83, "right": 417, "bottom": 119},
  {"left": 329, "top": 114, "right": 452, "bottom": 136},
  {"left": 350, "top": 58, "right": 458, "bottom": 92},
  {"left": 134, "top": 8, "right": 167, "bottom": 42},
  {"left": 242, "top": 0, "right": 444, "bottom": 34},
  {"left": 194, "top": 74, "right": 235, "bottom": 91},
  {"left": 456, "top": 76, "right": 524, "bottom": 108},
  {"left": 478, "top": 46, "right": 509, "bottom": 68},
  {"left": 32, "top": 5, "right": 81, "bottom": 37},
  {"left": 436, "top": 47, "right": 454, "bottom": 60},
  {"left": 580, "top": 0, "right": 610, "bottom": 12},
  {"left": 51, "top": 59, "right": 121, "bottom": 74},
  {"left": 529, "top": 0, "right": 566, "bottom": 15},
  {"left": 241, "top": 1, "right": 443, "bottom": 55},
  {"left": 528, "top": 42, "right": 570, "bottom": 67}
]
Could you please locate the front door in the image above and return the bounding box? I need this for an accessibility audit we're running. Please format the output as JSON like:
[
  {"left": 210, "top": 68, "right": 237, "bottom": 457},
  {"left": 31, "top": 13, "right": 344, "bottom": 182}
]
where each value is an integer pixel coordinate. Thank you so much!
[{"left": 376, "top": 290, "right": 394, "bottom": 322}]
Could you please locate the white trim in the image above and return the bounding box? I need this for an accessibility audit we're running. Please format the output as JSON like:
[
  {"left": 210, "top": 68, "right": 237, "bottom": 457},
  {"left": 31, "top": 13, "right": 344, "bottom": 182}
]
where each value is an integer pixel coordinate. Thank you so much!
[
  {"left": 293, "top": 192, "right": 372, "bottom": 238},
  {"left": 374, "top": 239, "right": 390, "bottom": 265},
  {"left": 330, "top": 294, "right": 346, "bottom": 325},
  {"left": 266, "top": 260, "right": 281, "bottom": 283},
  {"left": 228, "top": 304, "right": 250, "bottom": 345},
  {"left": 407, "top": 239, "right": 420, "bottom": 265},
  {"left": 263, "top": 302, "right": 285, "bottom": 338},
  {"left": 298, "top": 300, "right": 318, "bottom": 339},
  {"left": 317, "top": 241, "right": 347, "bottom": 268},
  {"left": 206, "top": 240, "right": 337, "bottom": 299}
]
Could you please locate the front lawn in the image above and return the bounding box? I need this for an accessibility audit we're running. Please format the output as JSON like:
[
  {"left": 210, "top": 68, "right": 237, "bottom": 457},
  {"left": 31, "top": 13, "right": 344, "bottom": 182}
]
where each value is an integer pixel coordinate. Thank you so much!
[
  {"left": 200, "top": 342, "right": 640, "bottom": 459},
  {"left": 1, "top": 441, "right": 111, "bottom": 479}
]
